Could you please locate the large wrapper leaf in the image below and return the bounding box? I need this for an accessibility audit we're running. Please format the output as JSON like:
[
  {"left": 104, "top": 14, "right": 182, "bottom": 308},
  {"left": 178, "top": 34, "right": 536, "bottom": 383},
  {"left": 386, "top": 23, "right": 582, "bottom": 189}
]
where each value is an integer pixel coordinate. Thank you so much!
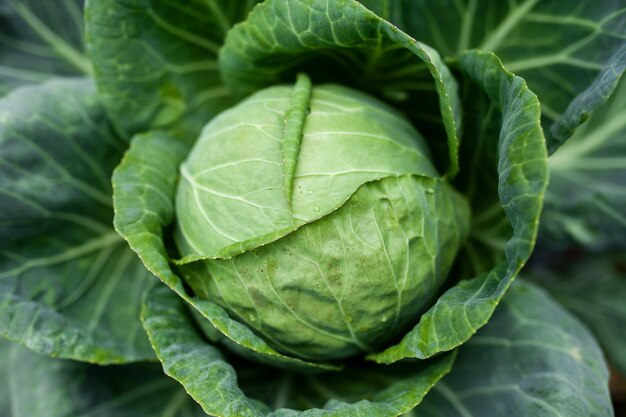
[
  {"left": 368, "top": 51, "right": 548, "bottom": 363},
  {"left": 0, "top": 339, "right": 205, "bottom": 417},
  {"left": 0, "top": 0, "right": 90, "bottom": 95},
  {"left": 141, "top": 284, "right": 455, "bottom": 416},
  {"left": 529, "top": 254, "right": 626, "bottom": 378},
  {"left": 381, "top": 0, "right": 626, "bottom": 152},
  {"left": 0, "top": 79, "right": 154, "bottom": 363},
  {"left": 85, "top": 0, "right": 260, "bottom": 141},
  {"left": 540, "top": 77, "right": 626, "bottom": 250},
  {"left": 416, "top": 281, "right": 612, "bottom": 417}
]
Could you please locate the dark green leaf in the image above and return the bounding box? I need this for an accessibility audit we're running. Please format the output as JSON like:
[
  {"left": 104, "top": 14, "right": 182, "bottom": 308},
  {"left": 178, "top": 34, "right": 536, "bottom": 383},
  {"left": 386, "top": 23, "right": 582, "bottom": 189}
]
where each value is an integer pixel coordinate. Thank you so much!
[
  {"left": 142, "top": 284, "right": 455, "bottom": 416},
  {"left": 540, "top": 77, "right": 626, "bottom": 250},
  {"left": 86, "top": 0, "right": 260, "bottom": 141},
  {"left": 0, "top": 340, "right": 10, "bottom": 417},
  {"left": 367, "top": 51, "right": 548, "bottom": 364},
  {"left": 0, "top": 339, "right": 206, "bottom": 417},
  {"left": 0, "top": 0, "right": 90, "bottom": 95},
  {"left": 0, "top": 79, "right": 154, "bottom": 363},
  {"left": 416, "top": 280, "right": 612, "bottom": 417},
  {"left": 388, "top": 0, "right": 626, "bottom": 151},
  {"left": 529, "top": 253, "right": 626, "bottom": 377}
]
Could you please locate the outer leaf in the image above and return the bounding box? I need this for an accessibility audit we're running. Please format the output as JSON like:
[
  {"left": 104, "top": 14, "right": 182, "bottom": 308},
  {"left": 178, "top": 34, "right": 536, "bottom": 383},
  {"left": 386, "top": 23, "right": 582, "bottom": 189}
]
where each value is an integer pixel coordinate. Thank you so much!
[
  {"left": 0, "top": 340, "right": 9, "bottom": 416},
  {"left": 2, "top": 340, "right": 206, "bottom": 417},
  {"left": 540, "top": 77, "right": 626, "bottom": 250},
  {"left": 85, "top": 0, "right": 260, "bottom": 141},
  {"left": 416, "top": 280, "right": 612, "bottom": 417},
  {"left": 219, "top": 0, "right": 462, "bottom": 176},
  {"left": 0, "top": 0, "right": 90, "bottom": 95},
  {"left": 368, "top": 51, "right": 548, "bottom": 363},
  {"left": 142, "top": 284, "right": 455, "bottom": 417},
  {"left": 113, "top": 131, "right": 337, "bottom": 371},
  {"left": 0, "top": 79, "right": 154, "bottom": 363},
  {"left": 390, "top": 0, "right": 626, "bottom": 151},
  {"left": 529, "top": 253, "right": 626, "bottom": 377}
]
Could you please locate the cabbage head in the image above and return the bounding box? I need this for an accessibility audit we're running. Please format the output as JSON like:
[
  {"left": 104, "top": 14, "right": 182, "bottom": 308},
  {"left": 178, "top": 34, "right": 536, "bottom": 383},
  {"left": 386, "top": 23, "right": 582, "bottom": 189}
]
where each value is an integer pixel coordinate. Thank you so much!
[{"left": 174, "top": 74, "right": 470, "bottom": 360}]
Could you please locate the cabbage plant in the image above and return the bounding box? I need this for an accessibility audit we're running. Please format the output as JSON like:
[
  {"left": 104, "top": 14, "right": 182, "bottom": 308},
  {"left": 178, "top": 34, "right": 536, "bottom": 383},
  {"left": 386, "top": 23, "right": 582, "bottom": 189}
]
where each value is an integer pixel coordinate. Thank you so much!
[{"left": 0, "top": 1, "right": 625, "bottom": 416}]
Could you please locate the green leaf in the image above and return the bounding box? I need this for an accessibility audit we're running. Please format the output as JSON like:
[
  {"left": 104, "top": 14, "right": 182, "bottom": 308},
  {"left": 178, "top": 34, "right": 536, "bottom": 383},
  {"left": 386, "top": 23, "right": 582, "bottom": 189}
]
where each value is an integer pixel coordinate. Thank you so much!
[
  {"left": 529, "top": 253, "right": 626, "bottom": 377},
  {"left": 0, "top": 0, "right": 91, "bottom": 95},
  {"left": 0, "top": 79, "right": 154, "bottom": 363},
  {"left": 389, "top": 0, "right": 626, "bottom": 151},
  {"left": 85, "top": 0, "right": 260, "bottom": 141},
  {"left": 112, "top": 131, "right": 337, "bottom": 372},
  {"left": 219, "top": 0, "right": 462, "bottom": 176},
  {"left": 415, "top": 280, "right": 612, "bottom": 417},
  {"left": 0, "top": 339, "right": 206, "bottom": 417},
  {"left": 142, "top": 284, "right": 455, "bottom": 416},
  {"left": 0, "top": 340, "right": 10, "bottom": 417},
  {"left": 173, "top": 77, "right": 438, "bottom": 262},
  {"left": 368, "top": 51, "right": 548, "bottom": 364},
  {"left": 180, "top": 174, "right": 469, "bottom": 361},
  {"left": 540, "top": 77, "right": 626, "bottom": 250}
]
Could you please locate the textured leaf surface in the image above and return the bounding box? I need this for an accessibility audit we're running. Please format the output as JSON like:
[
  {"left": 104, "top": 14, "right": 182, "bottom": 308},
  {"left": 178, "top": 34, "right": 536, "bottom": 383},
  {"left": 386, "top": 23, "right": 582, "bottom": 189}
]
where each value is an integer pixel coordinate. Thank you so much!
[
  {"left": 540, "top": 77, "right": 626, "bottom": 250},
  {"left": 113, "top": 132, "right": 336, "bottom": 371},
  {"left": 142, "top": 284, "right": 455, "bottom": 417},
  {"left": 220, "top": 0, "right": 462, "bottom": 176},
  {"left": 529, "top": 253, "right": 626, "bottom": 377},
  {"left": 183, "top": 175, "right": 468, "bottom": 360},
  {"left": 0, "top": 0, "right": 90, "bottom": 95},
  {"left": 86, "top": 0, "right": 260, "bottom": 141},
  {"left": 0, "top": 339, "right": 206, "bottom": 417},
  {"left": 390, "top": 0, "right": 626, "bottom": 151},
  {"left": 175, "top": 79, "right": 437, "bottom": 261},
  {"left": 0, "top": 79, "right": 154, "bottom": 363},
  {"left": 416, "top": 280, "right": 612, "bottom": 417},
  {"left": 368, "top": 51, "right": 548, "bottom": 363}
]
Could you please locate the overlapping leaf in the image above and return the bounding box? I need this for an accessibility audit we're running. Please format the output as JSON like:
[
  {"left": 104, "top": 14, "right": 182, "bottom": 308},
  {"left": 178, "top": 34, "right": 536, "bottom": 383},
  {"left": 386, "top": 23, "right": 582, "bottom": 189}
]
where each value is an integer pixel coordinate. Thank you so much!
[
  {"left": 385, "top": 0, "right": 626, "bottom": 151},
  {"left": 0, "top": 79, "right": 154, "bottom": 363},
  {"left": 219, "top": 0, "right": 462, "bottom": 176},
  {"left": 540, "top": 77, "right": 626, "bottom": 250},
  {"left": 416, "top": 280, "right": 612, "bottom": 417},
  {"left": 86, "top": 0, "right": 260, "bottom": 141},
  {"left": 113, "top": 131, "right": 338, "bottom": 371},
  {"left": 142, "top": 284, "right": 455, "bottom": 416},
  {"left": 367, "top": 51, "right": 548, "bottom": 363}
]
